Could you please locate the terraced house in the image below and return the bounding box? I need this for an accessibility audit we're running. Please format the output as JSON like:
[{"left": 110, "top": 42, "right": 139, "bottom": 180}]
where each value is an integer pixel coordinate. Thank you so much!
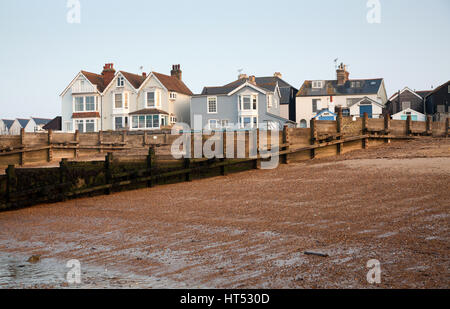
[
  {"left": 60, "top": 64, "right": 193, "bottom": 132},
  {"left": 296, "top": 63, "right": 388, "bottom": 127},
  {"left": 190, "top": 74, "right": 295, "bottom": 130}
]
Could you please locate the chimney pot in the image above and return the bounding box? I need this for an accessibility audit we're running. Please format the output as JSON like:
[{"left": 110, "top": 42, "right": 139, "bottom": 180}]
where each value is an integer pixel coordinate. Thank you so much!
[
  {"left": 249, "top": 75, "right": 256, "bottom": 84},
  {"left": 274, "top": 72, "right": 282, "bottom": 79},
  {"left": 102, "top": 63, "right": 116, "bottom": 87},
  {"left": 170, "top": 64, "right": 182, "bottom": 81},
  {"left": 336, "top": 63, "right": 349, "bottom": 86}
]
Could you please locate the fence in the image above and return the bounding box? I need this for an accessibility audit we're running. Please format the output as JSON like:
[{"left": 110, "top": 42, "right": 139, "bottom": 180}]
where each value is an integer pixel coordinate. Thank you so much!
[{"left": 0, "top": 113, "right": 448, "bottom": 211}]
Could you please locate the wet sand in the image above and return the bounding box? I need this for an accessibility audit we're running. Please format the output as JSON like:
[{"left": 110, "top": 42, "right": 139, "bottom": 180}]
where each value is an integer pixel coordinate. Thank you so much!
[{"left": 0, "top": 138, "right": 449, "bottom": 288}]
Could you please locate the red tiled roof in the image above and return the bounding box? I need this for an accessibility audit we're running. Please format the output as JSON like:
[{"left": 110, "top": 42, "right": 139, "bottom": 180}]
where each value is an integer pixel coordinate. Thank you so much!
[
  {"left": 72, "top": 112, "right": 100, "bottom": 119},
  {"left": 120, "top": 71, "right": 146, "bottom": 89},
  {"left": 81, "top": 71, "right": 106, "bottom": 92},
  {"left": 129, "top": 108, "right": 169, "bottom": 115},
  {"left": 152, "top": 72, "right": 193, "bottom": 96}
]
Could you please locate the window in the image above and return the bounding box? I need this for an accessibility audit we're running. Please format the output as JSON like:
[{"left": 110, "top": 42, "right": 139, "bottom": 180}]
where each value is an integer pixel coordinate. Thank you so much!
[
  {"left": 267, "top": 95, "right": 273, "bottom": 109},
  {"left": 243, "top": 117, "right": 252, "bottom": 128},
  {"left": 312, "top": 99, "right": 320, "bottom": 113},
  {"left": 169, "top": 92, "right": 177, "bottom": 100},
  {"left": 252, "top": 95, "right": 257, "bottom": 110},
  {"left": 85, "top": 96, "right": 95, "bottom": 111},
  {"left": 170, "top": 116, "right": 177, "bottom": 124},
  {"left": 85, "top": 120, "right": 95, "bottom": 132},
  {"left": 132, "top": 115, "right": 161, "bottom": 129},
  {"left": 351, "top": 81, "right": 361, "bottom": 88},
  {"left": 115, "top": 117, "right": 123, "bottom": 130},
  {"left": 147, "top": 92, "right": 155, "bottom": 107},
  {"left": 437, "top": 105, "right": 445, "bottom": 113},
  {"left": 208, "top": 97, "right": 217, "bottom": 113},
  {"left": 402, "top": 101, "right": 411, "bottom": 110},
  {"left": 76, "top": 120, "right": 84, "bottom": 132},
  {"left": 75, "top": 97, "right": 84, "bottom": 112},
  {"left": 209, "top": 119, "right": 219, "bottom": 130},
  {"left": 448, "top": 85, "right": 450, "bottom": 93},
  {"left": 221, "top": 120, "right": 229, "bottom": 128},
  {"left": 342, "top": 108, "right": 350, "bottom": 116},
  {"left": 114, "top": 93, "right": 123, "bottom": 108},
  {"left": 117, "top": 76, "right": 125, "bottom": 87},
  {"left": 300, "top": 120, "right": 307, "bottom": 128},
  {"left": 312, "top": 81, "right": 323, "bottom": 89},
  {"left": 242, "top": 96, "right": 251, "bottom": 110},
  {"left": 65, "top": 122, "right": 73, "bottom": 132},
  {"left": 253, "top": 117, "right": 258, "bottom": 128}
]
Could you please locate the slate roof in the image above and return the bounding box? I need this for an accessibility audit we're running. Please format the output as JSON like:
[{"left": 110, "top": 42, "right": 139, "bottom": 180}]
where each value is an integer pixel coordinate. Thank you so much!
[
  {"left": 81, "top": 71, "right": 106, "bottom": 92},
  {"left": 297, "top": 79, "right": 383, "bottom": 97},
  {"left": 200, "top": 76, "right": 297, "bottom": 103},
  {"left": 2, "top": 119, "right": 15, "bottom": 130},
  {"left": 43, "top": 117, "right": 62, "bottom": 131},
  {"left": 416, "top": 90, "right": 432, "bottom": 99},
  {"left": 17, "top": 119, "right": 31, "bottom": 128},
  {"left": 32, "top": 118, "right": 52, "bottom": 126}
]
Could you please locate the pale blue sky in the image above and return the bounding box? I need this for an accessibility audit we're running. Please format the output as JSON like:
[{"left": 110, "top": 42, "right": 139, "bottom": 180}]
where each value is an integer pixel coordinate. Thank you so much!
[{"left": 0, "top": 0, "right": 449, "bottom": 119}]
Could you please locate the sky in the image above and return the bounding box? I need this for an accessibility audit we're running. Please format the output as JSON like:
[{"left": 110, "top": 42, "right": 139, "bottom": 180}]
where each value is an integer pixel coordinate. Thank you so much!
[{"left": 0, "top": 0, "right": 449, "bottom": 119}]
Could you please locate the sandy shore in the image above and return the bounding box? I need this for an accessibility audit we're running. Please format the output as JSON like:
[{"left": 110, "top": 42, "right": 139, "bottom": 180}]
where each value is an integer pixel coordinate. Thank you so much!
[{"left": 0, "top": 138, "right": 449, "bottom": 288}]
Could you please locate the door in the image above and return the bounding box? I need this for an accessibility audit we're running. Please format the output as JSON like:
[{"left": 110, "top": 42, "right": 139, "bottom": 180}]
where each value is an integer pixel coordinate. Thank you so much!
[{"left": 360, "top": 105, "right": 373, "bottom": 118}]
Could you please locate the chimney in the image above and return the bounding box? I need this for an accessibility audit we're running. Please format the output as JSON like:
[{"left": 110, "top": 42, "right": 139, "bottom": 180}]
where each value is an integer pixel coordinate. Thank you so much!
[
  {"left": 336, "top": 63, "right": 349, "bottom": 86},
  {"left": 142, "top": 72, "right": 147, "bottom": 78},
  {"left": 102, "top": 63, "right": 116, "bottom": 87},
  {"left": 274, "top": 72, "right": 282, "bottom": 79},
  {"left": 171, "top": 64, "right": 182, "bottom": 81},
  {"left": 249, "top": 75, "right": 256, "bottom": 85},
  {"left": 238, "top": 73, "right": 248, "bottom": 80}
]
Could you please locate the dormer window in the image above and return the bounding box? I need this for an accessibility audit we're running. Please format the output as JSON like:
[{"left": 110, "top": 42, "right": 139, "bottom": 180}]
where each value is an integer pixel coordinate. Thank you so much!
[
  {"left": 312, "top": 81, "right": 323, "bottom": 89},
  {"left": 169, "top": 92, "right": 177, "bottom": 100},
  {"left": 351, "top": 81, "right": 362, "bottom": 88},
  {"left": 117, "top": 76, "right": 125, "bottom": 87}
]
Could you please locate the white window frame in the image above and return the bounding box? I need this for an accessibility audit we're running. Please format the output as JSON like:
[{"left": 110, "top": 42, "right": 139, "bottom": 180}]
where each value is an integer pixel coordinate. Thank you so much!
[
  {"left": 74, "top": 118, "right": 97, "bottom": 133},
  {"left": 169, "top": 92, "right": 177, "bottom": 100},
  {"left": 312, "top": 81, "right": 323, "bottom": 89},
  {"left": 65, "top": 121, "right": 73, "bottom": 132},
  {"left": 117, "top": 76, "right": 125, "bottom": 87},
  {"left": 146, "top": 90, "right": 161, "bottom": 108},
  {"left": 221, "top": 119, "right": 229, "bottom": 128},
  {"left": 208, "top": 119, "right": 219, "bottom": 130},
  {"left": 312, "top": 99, "right": 321, "bottom": 113},
  {"left": 131, "top": 114, "right": 161, "bottom": 130},
  {"left": 267, "top": 94, "right": 273, "bottom": 109},
  {"left": 73, "top": 96, "right": 97, "bottom": 112},
  {"left": 207, "top": 96, "right": 218, "bottom": 114}
]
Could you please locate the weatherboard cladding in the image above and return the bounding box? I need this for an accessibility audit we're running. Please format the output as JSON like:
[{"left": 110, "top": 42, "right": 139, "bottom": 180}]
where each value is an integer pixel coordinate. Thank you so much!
[{"left": 297, "top": 79, "right": 383, "bottom": 97}]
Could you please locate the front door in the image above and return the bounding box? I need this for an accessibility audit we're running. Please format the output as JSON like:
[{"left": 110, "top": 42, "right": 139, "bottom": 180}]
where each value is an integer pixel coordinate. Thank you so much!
[{"left": 360, "top": 105, "right": 373, "bottom": 118}]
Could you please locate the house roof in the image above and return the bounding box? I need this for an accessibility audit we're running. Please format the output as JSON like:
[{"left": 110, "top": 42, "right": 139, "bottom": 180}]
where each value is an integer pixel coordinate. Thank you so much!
[
  {"left": 32, "top": 118, "right": 52, "bottom": 126},
  {"left": 17, "top": 119, "right": 31, "bottom": 128},
  {"left": 77, "top": 68, "right": 193, "bottom": 96},
  {"left": 200, "top": 76, "right": 295, "bottom": 97},
  {"left": 2, "top": 119, "right": 15, "bottom": 130},
  {"left": 313, "top": 109, "right": 337, "bottom": 119},
  {"left": 388, "top": 87, "right": 431, "bottom": 101},
  {"left": 81, "top": 71, "right": 105, "bottom": 92},
  {"left": 348, "top": 96, "right": 384, "bottom": 108},
  {"left": 72, "top": 112, "right": 101, "bottom": 119},
  {"left": 43, "top": 117, "right": 62, "bottom": 131},
  {"left": 297, "top": 79, "right": 383, "bottom": 97},
  {"left": 426, "top": 80, "right": 450, "bottom": 98},
  {"left": 129, "top": 108, "right": 169, "bottom": 115},
  {"left": 152, "top": 72, "right": 193, "bottom": 96}
]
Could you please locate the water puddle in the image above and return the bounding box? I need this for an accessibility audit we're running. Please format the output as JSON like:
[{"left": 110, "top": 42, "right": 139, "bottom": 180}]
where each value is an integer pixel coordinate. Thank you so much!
[{"left": 0, "top": 252, "right": 186, "bottom": 289}]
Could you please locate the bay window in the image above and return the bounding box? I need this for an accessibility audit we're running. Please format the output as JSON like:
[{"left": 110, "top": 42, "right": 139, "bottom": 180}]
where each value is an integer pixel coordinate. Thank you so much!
[
  {"left": 74, "top": 96, "right": 97, "bottom": 112},
  {"left": 75, "top": 119, "right": 96, "bottom": 133},
  {"left": 131, "top": 114, "right": 163, "bottom": 130}
]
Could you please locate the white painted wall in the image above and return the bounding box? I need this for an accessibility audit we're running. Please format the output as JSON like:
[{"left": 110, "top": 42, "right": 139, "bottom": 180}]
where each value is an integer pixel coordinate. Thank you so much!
[{"left": 392, "top": 108, "right": 426, "bottom": 121}]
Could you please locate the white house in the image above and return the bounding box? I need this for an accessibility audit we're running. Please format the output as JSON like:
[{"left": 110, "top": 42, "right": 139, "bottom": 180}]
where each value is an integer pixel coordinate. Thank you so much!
[
  {"left": 3, "top": 119, "right": 22, "bottom": 135},
  {"left": 0, "top": 120, "right": 9, "bottom": 135},
  {"left": 295, "top": 63, "right": 388, "bottom": 127},
  {"left": 31, "top": 118, "right": 52, "bottom": 132},
  {"left": 17, "top": 118, "right": 37, "bottom": 133},
  {"left": 60, "top": 63, "right": 193, "bottom": 133},
  {"left": 392, "top": 108, "right": 426, "bottom": 122}
]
